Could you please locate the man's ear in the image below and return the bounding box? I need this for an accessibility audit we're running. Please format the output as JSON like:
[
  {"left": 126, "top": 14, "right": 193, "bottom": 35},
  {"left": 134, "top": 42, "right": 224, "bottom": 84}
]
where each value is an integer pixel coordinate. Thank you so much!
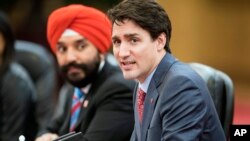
[{"left": 156, "top": 32, "right": 167, "bottom": 51}]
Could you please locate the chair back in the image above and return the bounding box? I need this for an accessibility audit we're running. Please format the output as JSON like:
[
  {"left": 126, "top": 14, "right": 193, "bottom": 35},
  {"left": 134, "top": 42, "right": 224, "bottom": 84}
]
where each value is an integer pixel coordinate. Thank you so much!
[
  {"left": 14, "top": 40, "right": 58, "bottom": 131},
  {"left": 189, "top": 63, "right": 234, "bottom": 139}
]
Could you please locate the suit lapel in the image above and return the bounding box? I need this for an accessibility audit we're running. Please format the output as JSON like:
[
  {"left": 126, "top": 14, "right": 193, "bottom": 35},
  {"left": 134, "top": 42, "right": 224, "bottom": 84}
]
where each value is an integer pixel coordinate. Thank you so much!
[
  {"left": 74, "top": 60, "right": 115, "bottom": 132},
  {"left": 63, "top": 86, "right": 74, "bottom": 132},
  {"left": 141, "top": 53, "right": 177, "bottom": 141}
]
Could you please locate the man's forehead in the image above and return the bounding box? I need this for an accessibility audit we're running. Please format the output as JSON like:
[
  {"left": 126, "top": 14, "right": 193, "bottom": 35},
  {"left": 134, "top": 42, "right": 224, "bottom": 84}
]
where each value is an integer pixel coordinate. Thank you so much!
[
  {"left": 57, "top": 34, "right": 86, "bottom": 45},
  {"left": 61, "top": 29, "right": 80, "bottom": 37}
]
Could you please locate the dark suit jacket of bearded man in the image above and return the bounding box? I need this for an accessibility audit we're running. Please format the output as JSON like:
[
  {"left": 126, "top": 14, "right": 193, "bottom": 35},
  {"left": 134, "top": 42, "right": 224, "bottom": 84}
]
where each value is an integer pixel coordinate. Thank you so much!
[{"left": 38, "top": 58, "right": 135, "bottom": 141}]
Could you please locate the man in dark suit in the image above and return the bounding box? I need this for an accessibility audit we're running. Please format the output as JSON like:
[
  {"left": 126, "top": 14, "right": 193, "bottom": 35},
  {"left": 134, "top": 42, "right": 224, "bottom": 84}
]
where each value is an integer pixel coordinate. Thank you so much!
[
  {"left": 108, "top": 0, "right": 226, "bottom": 141},
  {"left": 36, "top": 4, "right": 135, "bottom": 141}
]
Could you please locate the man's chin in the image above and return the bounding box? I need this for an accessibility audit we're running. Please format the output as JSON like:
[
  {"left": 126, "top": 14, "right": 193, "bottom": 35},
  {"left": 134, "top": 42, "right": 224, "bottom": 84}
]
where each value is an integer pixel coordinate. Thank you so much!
[
  {"left": 68, "top": 80, "right": 87, "bottom": 88},
  {"left": 67, "top": 76, "right": 92, "bottom": 88},
  {"left": 122, "top": 73, "right": 136, "bottom": 80}
]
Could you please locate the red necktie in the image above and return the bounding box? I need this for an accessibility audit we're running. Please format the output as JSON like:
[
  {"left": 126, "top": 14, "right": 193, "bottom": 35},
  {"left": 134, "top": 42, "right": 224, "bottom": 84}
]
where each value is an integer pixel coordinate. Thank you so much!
[{"left": 137, "top": 88, "right": 146, "bottom": 123}]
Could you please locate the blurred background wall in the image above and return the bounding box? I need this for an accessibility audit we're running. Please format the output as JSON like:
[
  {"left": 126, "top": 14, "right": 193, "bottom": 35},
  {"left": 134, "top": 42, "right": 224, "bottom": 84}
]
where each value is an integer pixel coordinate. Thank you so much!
[
  {"left": 0, "top": 0, "right": 120, "bottom": 50},
  {"left": 0, "top": 0, "right": 249, "bottom": 124},
  {"left": 158, "top": 0, "right": 250, "bottom": 124}
]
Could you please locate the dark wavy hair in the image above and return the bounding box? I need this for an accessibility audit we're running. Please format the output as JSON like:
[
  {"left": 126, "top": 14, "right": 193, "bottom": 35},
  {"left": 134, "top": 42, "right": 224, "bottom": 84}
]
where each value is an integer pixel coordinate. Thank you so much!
[
  {"left": 0, "top": 11, "right": 15, "bottom": 77},
  {"left": 107, "top": 0, "right": 172, "bottom": 53}
]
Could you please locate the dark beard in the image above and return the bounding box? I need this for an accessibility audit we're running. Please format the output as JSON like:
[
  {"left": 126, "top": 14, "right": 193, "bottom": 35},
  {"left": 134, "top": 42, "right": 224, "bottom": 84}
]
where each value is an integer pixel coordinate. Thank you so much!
[{"left": 60, "top": 57, "right": 100, "bottom": 88}]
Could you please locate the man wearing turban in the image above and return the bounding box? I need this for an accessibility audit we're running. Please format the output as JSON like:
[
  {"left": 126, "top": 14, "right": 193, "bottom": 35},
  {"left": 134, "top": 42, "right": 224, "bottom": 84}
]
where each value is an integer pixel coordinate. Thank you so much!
[{"left": 35, "top": 4, "right": 135, "bottom": 141}]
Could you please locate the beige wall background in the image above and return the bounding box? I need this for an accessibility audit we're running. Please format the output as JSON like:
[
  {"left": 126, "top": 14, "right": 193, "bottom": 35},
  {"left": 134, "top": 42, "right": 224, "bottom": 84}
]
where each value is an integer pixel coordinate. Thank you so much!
[
  {"left": 158, "top": 0, "right": 250, "bottom": 83},
  {"left": 158, "top": 0, "right": 250, "bottom": 122}
]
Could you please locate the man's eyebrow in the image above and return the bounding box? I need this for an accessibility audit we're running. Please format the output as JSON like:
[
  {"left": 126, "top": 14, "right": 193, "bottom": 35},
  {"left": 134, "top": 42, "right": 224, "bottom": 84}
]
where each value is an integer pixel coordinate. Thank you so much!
[
  {"left": 57, "top": 38, "right": 87, "bottom": 45},
  {"left": 56, "top": 41, "right": 64, "bottom": 47},
  {"left": 112, "top": 35, "right": 119, "bottom": 40},
  {"left": 112, "top": 33, "right": 139, "bottom": 40},
  {"left": 75, "top": 38, "right": 87, "bottom": 44},
  {"left": 124, "top": 33, "right": 139, "bottom": 38}
]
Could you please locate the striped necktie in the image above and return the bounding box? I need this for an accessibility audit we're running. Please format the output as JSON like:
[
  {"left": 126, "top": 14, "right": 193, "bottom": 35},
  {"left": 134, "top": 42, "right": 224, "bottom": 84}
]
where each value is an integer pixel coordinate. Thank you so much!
[
  {"left": 137, "top": 88, "right": 146, "bottom": 123},
  {"left": 70, "top": 88, "right": 84, "bottom": 131}
]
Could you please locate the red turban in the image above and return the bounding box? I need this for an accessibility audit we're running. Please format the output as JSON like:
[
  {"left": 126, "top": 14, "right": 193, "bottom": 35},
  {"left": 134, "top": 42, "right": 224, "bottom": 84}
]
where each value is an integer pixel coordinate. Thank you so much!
[{"left": 47, "top": 4, "right": 111, "bottom": 53}]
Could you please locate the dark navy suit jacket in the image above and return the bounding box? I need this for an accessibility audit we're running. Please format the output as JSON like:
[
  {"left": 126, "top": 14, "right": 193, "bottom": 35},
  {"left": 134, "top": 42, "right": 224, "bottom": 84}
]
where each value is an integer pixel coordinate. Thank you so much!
[{"left": 130, "top": 53, "right": 226, "bottom": 141}]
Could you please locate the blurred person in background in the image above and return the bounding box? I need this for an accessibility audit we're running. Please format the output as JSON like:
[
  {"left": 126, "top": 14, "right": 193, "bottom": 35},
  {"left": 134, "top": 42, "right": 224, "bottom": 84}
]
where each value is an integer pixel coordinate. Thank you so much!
[
  {"left": 36, "top": 4, "right": 135, "bottom": 141},
  {"left": 0, "top": 11, "right": 37, "bottom": 141},
  {"left": 108, "top": 0, "right": 226, "bottom": 140}
]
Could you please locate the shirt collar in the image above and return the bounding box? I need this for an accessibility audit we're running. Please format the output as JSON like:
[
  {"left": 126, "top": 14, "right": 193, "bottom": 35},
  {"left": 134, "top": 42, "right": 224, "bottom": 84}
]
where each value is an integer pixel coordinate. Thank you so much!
[
  {"left": 80, "top": 84, "right": 91, "bottom": 94},
  {"left": 138, "top": 68, "right": 156, "bottom": 93},
  {"left": 98, "top": 58, "right": 105, "bottom": 72}
]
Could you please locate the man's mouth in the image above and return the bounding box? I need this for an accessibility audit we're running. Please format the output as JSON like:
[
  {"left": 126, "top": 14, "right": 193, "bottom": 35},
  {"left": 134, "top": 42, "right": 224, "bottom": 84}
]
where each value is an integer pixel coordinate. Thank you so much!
[
  {"left": 120, "top": 60, "right": 136, "bottom": 70},
  {"left": 67, "top": 67, "right": 81, "bottom": 74}
]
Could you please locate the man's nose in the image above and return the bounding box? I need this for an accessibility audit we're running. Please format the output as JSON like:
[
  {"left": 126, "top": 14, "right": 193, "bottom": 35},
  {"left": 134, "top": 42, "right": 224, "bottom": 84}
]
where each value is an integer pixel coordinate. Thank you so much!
[
  {"left": 118, "top": 43, "right": 130, "bottom": 58},
  {"left": 66, "top": 49, "right": 78, "bottom": 62}
]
